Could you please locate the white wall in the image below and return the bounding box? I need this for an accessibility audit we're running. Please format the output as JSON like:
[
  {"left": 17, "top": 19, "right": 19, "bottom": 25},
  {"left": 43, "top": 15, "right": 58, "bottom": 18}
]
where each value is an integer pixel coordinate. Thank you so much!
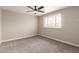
[
  {"left": 0, "top": 8, "right": 2, "bottom": 43},
  {"left": 2, "top": 10, "right": 37, "bottom": 42},
  {"left": 38, "top": 6, "right": 79, "bottom": 46},
  {"left": 2, "top": 6, "right": 79, "bottom": 47}
]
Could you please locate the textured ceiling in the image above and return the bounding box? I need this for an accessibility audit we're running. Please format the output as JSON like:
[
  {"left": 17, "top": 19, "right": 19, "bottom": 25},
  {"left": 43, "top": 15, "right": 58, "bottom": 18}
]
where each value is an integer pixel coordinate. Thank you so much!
[{"left": 0, "top": 6, "right": 68, "bottom": 16}]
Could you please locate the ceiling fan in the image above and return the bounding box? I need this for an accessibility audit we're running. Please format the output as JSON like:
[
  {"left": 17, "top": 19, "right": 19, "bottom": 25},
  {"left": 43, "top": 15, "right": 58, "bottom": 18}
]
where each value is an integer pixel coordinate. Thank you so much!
[{"left": 26, "top": 6, "right": 44, "bottom": 14}]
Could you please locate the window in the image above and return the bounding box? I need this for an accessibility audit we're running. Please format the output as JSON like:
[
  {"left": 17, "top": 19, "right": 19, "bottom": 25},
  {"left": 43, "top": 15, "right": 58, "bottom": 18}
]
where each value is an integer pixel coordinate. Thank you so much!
[{"left": 43, "top": 14, "right": 62, "bottom": 28}]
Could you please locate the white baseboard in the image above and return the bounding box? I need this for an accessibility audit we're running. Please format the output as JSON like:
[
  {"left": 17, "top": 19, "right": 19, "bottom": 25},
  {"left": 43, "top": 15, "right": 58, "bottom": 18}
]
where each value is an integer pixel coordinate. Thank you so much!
[
  {"left": 39, "top": 34, "right": 79, "bottom": 47},
  {"left": 1, "top": 34, "right": 37, "bottom": 43}
]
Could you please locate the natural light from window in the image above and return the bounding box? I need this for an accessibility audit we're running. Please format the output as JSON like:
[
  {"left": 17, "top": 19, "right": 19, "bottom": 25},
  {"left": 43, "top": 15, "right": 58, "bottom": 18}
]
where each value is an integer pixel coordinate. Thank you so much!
[{"left": 43, "top": 13, "right": 62, "bottom": 28}]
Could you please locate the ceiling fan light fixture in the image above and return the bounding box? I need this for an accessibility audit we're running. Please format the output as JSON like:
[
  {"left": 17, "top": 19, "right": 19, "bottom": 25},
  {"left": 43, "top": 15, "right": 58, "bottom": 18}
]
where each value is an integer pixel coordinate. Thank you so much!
[{"left": 34, "top": 11, "right": 38, "bottom": 14}]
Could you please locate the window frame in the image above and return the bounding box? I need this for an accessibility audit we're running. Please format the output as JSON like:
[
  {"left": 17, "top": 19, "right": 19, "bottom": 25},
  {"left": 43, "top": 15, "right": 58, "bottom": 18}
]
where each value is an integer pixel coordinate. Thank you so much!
[{"left": 43, "top": 13, "right": 62, "bottom": 28}]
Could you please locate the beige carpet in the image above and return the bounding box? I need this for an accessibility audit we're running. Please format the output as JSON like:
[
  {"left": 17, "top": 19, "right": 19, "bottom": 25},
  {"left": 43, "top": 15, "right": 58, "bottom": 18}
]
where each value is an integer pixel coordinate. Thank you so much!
[{"left": 0, "top": 36, "right": 79, "bottom": 53}]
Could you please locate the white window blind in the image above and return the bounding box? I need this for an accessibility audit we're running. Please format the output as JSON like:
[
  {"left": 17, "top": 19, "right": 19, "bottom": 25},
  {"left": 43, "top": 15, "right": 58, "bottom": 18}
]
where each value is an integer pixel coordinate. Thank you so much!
[{"left": 44, "top": 14, "right": 62, "bottom": 28}]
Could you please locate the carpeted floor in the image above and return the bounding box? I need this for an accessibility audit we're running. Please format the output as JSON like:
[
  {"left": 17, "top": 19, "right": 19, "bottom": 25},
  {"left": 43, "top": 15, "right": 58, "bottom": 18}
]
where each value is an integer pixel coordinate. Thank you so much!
[{"left": 0, "top": 36, "right": 79, "bottom": 53}]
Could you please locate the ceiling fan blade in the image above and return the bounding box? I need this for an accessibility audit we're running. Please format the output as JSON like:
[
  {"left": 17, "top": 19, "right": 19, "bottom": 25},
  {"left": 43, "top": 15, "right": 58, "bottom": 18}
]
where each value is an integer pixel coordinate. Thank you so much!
[
  {"left": 27, "top": 6, "right": 34, "bottom": 10},
  {"left": 38, "top": 6, "right": 44, "bottom": 9},
  {"left": 38, "top": 11, "right": 44, "bottom": 13}
]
